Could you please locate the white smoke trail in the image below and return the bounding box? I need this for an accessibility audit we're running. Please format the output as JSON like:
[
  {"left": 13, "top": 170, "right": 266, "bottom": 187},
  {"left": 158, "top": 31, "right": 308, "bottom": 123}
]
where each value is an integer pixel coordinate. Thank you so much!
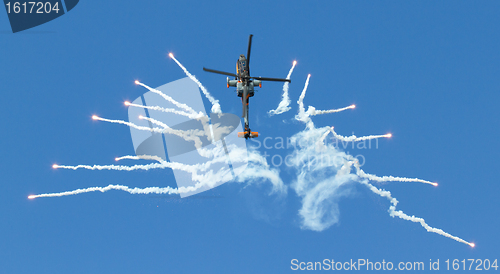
[
  {"left": 53, "top": 159, "right": 193, "bottom": 174},
  {"left": 125, "top": 101, "right": 205, "bottom": 120},
  {"left": 139, "top": 115, "right": 170, "bottom": 130},
  {"left": 53, "top": 162, "right": 167, "bottom": 171},
  {"left": 52, "top": 149, "right": 233, "bottom": 175},
  {"left": 93, "top": 115, "right": 208, "bottom": 154},
  {"left": 29, "top": 173, "right": 234, "bottom": 198},
  {"left": 353, "top": 160, "right": 437, "bottom": 186},
  {"left": 94, "top": 115, "right": 203, "bottom": 141},
  {"left": 295, "top": 74, "right": 313, "bottom": 128},
  {"left": 33, "top": 144, "right": 286, "bottom": 200},
  {"left": 29, "top": 185, "right": 181, "bottom": 199},
  {"left": 115, "top": 155, "right": 164, "bottom": 162},
  {"left": 93, "top": 115, "right": 164, "bottom": 134},
  {"left": 139, "top": 115, "right": 231, "bottom": 158},
  {"left": 236, "top": 162, "right": 287, "bottom": 195},
  {"left": 135, "top": 81, "right": 197, "bottom": 115},
  {"left": 268, "top": 61, "right": 297, "bottom": 116},
  {"left": 329, "top": 127, "right": 392, "bottom": 142},
  {"left": 113, "top": 149, "right": 230, "bottom": 173},
  {"left": 317, "top": 126, "right": 391, "bottom": 146},
  {"left": 306, "top": 104, "right": 355, "bottom": 116},
  {"left": 358, "top": 178, "right": 473, "bottom": 246},
  {"left": 169, "top": 54, "right": 222, "bottom": 114}
]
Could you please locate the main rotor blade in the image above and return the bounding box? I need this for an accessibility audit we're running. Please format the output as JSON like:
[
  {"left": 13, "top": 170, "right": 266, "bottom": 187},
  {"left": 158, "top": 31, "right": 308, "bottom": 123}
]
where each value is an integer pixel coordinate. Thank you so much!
[
  {"left": 246, "top": 34, "right": 253, "bottom": 75},
  {"left": 252, "top": 76, "right": 291, "bottom": 82},
  {"left": 203, "top": 67, "right": 237, "bottom": 77}
]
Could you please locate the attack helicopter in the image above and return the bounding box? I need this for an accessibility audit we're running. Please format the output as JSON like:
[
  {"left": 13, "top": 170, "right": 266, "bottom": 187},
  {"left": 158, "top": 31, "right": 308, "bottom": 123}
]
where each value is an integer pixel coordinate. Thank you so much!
[{"left": 203, "top": 34, "right": 291, "bottom": 139}]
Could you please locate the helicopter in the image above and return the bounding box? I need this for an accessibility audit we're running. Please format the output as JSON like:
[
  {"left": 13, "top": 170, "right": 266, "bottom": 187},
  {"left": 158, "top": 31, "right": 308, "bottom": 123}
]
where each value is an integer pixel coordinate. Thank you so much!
[{"left": 203, "top": 34, "right": 291, "bottom": 139}]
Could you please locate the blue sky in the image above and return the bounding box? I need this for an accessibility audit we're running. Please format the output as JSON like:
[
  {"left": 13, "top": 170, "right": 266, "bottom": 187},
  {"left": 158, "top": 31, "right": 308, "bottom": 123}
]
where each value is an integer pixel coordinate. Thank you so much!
[{"left": 1, "top": 1, "right": 499, "bottom": 273}]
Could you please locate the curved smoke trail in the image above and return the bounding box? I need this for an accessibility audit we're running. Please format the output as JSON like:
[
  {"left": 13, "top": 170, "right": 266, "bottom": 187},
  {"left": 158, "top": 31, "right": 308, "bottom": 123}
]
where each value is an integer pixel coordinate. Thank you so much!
[{"left": 268, "top": 61, "right": 297, "bottom": 116}]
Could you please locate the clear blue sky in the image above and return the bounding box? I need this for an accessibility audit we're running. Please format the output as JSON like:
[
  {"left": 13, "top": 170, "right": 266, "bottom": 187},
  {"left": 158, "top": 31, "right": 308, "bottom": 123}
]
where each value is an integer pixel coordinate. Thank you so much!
[{"left": 1, "top": 1, "right": 499, "bottom": 273}]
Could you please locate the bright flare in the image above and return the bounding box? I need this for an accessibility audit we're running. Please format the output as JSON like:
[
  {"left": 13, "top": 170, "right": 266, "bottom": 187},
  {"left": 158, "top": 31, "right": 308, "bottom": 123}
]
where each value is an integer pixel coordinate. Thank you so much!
[
  {"left": 124, "top": 101, "right": 130, "bottom": 106},
  {"left": 92, "top": 115, "right": 98, "bottom": 120},
  {"left": 168, "top": 53, "right": 174, "bottom": 58},
  {"left": 28, "top": 195, "right": 35, "bottom": 199},
  {"left": 350, "top": 104, "right": 356, "bottom": 109},
  {"left": 134, "top": 80, "right": 139, "bottom": 85},
  {"left": 293, "top": 60, "right": 297, "bottom": 65},
  {"left": 386, "top": 133, "right": 392, "bottom": 138},
  {"left": 470, "top": 243, "right": 475, "bottom": 248},
  {"left": 52, "top": 164, "right": 58, "bottom": 169}
]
